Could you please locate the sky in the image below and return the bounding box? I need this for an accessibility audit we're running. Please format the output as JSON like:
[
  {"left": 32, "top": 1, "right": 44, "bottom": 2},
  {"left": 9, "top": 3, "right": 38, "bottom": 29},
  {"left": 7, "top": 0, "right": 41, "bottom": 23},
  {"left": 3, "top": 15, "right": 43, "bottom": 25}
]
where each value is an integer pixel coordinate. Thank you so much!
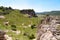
[{"left": 0, "top": 0, "right": 60, "bottom": 12}]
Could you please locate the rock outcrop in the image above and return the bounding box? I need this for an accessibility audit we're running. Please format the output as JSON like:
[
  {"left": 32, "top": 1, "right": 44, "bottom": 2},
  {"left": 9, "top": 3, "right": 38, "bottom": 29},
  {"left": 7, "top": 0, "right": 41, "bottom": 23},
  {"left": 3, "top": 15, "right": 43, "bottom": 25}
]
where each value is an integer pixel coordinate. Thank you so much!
[
  {"left": 0, "top": 30, "right": 13, "bottom": 40},
  {"left": 20, "top": 9, "right": 37, "bottom": 17},
  {"left": 40, "top": 31, "right": 57, "bottom": 40},
  {"left": 0, "top": 30, "right": 6, "bottom": 40},
  {"left": 37, "top": 15, "right": 60, "bottom": 40}
]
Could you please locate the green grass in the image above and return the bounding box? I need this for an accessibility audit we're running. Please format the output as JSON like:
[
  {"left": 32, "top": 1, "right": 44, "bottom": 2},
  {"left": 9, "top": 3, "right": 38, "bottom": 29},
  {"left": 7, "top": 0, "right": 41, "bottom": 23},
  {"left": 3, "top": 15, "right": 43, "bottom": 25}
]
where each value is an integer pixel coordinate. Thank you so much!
[{"left": 0, "top": 9, "right": 41, "bottom": 40}]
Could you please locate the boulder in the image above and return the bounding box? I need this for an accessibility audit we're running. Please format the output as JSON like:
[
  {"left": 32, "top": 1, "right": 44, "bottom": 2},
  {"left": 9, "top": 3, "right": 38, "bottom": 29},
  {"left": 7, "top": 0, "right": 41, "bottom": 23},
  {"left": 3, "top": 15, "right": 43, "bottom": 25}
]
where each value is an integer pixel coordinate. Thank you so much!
[{"left": 0, "top": 15, "right": 5, "bottom": 19}]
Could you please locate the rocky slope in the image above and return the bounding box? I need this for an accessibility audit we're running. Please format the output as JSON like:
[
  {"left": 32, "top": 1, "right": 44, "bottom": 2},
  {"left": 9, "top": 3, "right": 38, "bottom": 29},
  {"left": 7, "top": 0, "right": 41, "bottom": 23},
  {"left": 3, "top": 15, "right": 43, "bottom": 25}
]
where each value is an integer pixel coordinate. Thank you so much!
[{"left": 37, "top": 15, "right": 60, "bottom": 40}]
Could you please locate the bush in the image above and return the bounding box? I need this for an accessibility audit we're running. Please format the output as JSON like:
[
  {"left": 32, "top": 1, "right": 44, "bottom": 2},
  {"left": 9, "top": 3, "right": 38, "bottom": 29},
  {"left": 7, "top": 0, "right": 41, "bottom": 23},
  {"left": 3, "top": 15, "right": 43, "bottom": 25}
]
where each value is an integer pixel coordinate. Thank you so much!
[
  {"left": 23, "top": 33, "right": 35, "bottom": 39},
  {"left": 31, "top": 24, "right": 36, "bottom": 29},
  {"left": 11, "top": 25, "right": 16, "bottom": 31},
  {"left": 23, "top": 33, "right": 28, "bottom": 36},
  {"left": 29, "top": 34, "right": 35, "bottom": 39}
]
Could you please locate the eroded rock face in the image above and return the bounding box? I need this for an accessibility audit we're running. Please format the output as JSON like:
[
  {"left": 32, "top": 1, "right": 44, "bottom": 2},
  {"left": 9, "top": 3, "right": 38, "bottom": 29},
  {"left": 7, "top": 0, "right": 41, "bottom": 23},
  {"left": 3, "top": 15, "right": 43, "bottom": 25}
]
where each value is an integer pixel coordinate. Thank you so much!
[
  {"left": 40, "top": 31, "right": 57, "bottom": 40},
  {"left": 20, "top": 9, "right": 37, "bottom": 17},
  {"left": 0, "top": 30, "right": 6, "bottom": 40},
  {"left": 0, "top": 30, "right": 13, "bottom": 40},
  {"left": 37, "top": 16, "right": 60, "bottom": 40}
]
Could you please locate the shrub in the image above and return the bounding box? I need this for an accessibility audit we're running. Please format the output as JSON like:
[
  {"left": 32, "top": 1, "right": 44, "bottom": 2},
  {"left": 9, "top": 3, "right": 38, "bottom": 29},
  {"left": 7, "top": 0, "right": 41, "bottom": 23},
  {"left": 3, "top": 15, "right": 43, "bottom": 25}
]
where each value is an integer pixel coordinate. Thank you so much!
[
  {"left": 23, "top": 33, "right": 27, "bottom": 36},
  {"left": 29, "top": 34, "right": 35, "bottom": 39},
  {"left": 31, "top": 24, "right": 36, "bottom": 29},
  {"left": 11, "top": 25, "right": 16, "bottom": 31}
]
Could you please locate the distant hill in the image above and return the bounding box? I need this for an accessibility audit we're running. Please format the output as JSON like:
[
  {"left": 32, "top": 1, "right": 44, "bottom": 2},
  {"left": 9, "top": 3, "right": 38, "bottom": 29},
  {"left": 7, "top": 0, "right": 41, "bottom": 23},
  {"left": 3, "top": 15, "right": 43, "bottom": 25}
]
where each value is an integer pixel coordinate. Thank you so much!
[{"left": 36, "top": 11, "right": 60, "bottom": 15}]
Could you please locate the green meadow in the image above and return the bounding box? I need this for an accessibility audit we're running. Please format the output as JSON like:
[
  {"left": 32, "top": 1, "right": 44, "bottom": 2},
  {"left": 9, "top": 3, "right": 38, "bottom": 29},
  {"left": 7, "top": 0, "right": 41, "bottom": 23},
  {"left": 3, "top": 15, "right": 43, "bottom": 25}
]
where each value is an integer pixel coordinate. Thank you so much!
[{"left": 0, "top": 9, "right": 41, "bottom": 40}]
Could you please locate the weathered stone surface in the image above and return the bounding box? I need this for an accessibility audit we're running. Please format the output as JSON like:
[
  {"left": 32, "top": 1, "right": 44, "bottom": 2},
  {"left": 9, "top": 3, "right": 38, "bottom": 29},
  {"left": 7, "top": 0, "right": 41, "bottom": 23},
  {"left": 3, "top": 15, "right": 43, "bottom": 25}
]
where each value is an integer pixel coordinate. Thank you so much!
[
  {"left": 0, "top": 15, "right": 5, "bottom": 19},
  {"left": 40, "top": 31, "right": 57, "bottom": 40},
  {"left": 4, "top": 35, "right": 12, "bottom": 40},
  {"left": 0, "top": 30, "right": 6, "bottom": 40},
  {"left": 37, "top": 15, "right": 60, "bottom": 40}
]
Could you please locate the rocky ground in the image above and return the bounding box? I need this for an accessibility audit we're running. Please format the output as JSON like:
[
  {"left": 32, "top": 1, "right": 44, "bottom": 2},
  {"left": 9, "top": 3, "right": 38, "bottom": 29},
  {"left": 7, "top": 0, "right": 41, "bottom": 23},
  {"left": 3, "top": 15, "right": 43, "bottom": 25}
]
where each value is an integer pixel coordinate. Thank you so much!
[{"left": 37, "top": 15, "right": 60, "bottom": 40}]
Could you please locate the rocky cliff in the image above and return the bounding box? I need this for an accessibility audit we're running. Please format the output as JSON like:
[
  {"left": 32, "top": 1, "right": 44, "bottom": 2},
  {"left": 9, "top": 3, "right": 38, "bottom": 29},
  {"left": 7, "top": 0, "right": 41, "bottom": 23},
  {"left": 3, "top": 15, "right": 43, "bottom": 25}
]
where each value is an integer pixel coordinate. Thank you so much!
[{"left": 37, "top": 15, "right": 60, "bottom": 40}]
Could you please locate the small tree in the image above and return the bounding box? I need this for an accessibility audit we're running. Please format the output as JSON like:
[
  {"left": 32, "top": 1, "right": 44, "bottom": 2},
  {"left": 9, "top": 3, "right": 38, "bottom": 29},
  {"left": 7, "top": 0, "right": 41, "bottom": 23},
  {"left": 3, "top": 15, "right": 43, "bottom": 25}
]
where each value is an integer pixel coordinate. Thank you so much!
[
  {"left": 0, "top": 6, "right": 4, "bottom": 9},
  {"left": 9, "top": 7, "right": 12, "bottom": 10}
]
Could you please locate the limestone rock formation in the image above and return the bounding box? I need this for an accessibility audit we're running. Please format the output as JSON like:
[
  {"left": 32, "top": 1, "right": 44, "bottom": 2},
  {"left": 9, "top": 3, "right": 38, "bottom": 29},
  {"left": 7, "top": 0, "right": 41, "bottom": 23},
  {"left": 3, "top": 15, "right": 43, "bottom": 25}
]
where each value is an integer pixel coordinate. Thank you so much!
[
  {"left": 37, "top": 15, "right": 60, "bottom": 40},
  {"left": 0, "top": 30, "right": 6, "bottom": 40},
  {"left": 40, "top": 31, "right": 57, "bottom": 40},
  {"left": 0, "top": 30, "right": 13, "bottom": 40}
]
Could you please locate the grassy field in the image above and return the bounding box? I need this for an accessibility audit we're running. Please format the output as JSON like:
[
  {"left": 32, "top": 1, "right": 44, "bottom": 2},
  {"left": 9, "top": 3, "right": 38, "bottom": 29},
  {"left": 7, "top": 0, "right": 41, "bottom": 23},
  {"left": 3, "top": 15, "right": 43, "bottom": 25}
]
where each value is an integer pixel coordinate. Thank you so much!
[{"left": 0, "top": 9, "right": 41, "bottom": 40}]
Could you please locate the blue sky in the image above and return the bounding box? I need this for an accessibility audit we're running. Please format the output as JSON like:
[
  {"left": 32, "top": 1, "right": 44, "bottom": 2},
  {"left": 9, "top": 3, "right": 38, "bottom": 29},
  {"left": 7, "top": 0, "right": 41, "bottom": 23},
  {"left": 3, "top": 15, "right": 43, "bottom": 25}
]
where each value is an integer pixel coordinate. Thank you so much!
[{"left": 0, "top": 0, "right": 60, "bottom": 12}]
